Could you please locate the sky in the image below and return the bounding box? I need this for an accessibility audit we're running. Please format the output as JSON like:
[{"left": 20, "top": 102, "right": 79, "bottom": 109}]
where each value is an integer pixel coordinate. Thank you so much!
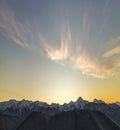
[{"left": 0, "top": 0, "right": 120, "bottom": 104}]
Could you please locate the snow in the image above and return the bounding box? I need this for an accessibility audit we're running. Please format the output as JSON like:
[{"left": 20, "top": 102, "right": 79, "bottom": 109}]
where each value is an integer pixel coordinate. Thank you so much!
[{"left": 0, "top": 97, "right": 119, "bottom": 117}]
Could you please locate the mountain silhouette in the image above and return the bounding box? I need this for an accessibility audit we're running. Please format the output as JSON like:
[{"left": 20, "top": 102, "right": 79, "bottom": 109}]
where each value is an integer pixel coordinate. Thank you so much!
[
  {"left": 16, "top": 110, "right": 120, "bottom": 130},
  {"left": 0, "top": 97, "right": 120, "bottom": 130}
]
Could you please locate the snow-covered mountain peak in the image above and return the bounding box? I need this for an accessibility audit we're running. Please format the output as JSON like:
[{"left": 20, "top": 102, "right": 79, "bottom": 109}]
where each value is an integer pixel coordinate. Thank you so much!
[
  {"left": 116, "top": 102, "right": 120, "bottom": 106},
  {"left": 76, "top": 97, "right": 84, "bottom": 102},
  {"left": 68, "top": 101, "right": 74, "bottom": 105},
  {"left": 93, "top": 99, "right": 105, "bottom": 104},
  {"left": 74, "top": 97, "right": 88, "bottom": 109},
  {"left": 0, "top": 97, "right": 120, "bottom": 116}
]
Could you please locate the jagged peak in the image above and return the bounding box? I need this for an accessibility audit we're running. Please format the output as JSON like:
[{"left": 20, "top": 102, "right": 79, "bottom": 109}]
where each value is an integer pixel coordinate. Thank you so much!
[
  {"left": 116, "top": 102, "right": 120, "bottom": 106},
  {"left": 76, "top": 97, "right": 84, "bottom": 102},
  {"left": 93, "top": 99, "right": 105, "bottom": 104},
  {"left": 51, "top": 103, "right": 60, "bottom": 106},
  {"left": 69, "top": 101, "right": 74, "bottom": 104}
]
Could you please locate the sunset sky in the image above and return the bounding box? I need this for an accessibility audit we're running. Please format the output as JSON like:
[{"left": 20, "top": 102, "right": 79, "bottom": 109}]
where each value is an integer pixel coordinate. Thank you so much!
[{"left": 0, "top": 0, "right": 120, "bottom": 104}]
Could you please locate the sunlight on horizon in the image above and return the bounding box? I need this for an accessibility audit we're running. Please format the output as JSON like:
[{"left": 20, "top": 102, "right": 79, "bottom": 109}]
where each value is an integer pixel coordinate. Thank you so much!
[{"left": 0, "top": 0, "right": 120, "bottom": 103}]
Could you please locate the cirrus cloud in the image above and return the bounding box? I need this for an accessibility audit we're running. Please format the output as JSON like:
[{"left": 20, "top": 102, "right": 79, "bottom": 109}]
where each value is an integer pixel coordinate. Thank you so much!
[
  {"left": 1, "top": 5, "right": 120, "bottom": 79},
  {"left": 0, "top": 6, "right": 34, "bottom": 49},
  {"left": 38, "top": 24, "right": 71, "bottom": 61}
]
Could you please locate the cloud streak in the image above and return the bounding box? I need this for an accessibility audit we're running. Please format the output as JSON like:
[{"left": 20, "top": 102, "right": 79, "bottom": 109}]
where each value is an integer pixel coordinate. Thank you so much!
[
  {"left": 82, "top": 3, "right": 91, "bottom": 36},
  {"left": 39, "top": 24, "right": 71, "bottom": 61},
  {"left": 0, "top": 6, "right": 34, "bottom": 48},
  {"left": 103, "top": 46, "right": 120, "bottom": 57},
  {"left": 1, "top": 5, "right": 120, "bottom": 79},
  {"left": 103, "top": 36, "right": 120, "bottom": 57},
  {"left": 69, "top": 49, "right": 114, "bottom": 79},
  {"left": 39, "top": 31, "right": 120, "bottom": 78}
]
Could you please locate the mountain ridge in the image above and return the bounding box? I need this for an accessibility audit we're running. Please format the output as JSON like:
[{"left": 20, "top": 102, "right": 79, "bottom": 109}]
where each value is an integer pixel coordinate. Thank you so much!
[
  {"left": 17, "top": 110, "right": 120, "bottom": 130},
  {"left": 0, "top": 96, "right": 120, "bottom": 129}
]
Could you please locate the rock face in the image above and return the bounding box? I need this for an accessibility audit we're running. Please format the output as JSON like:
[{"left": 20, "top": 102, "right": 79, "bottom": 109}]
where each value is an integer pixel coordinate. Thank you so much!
[
  {"left": 16, "top": 110, "right": 120, "bottom": 130},
  {"left": 0, "top": 113, "right": 19, "bottom": 130},
  {"left": 0, "top": 98, "right": 120, "bottom": 129}
]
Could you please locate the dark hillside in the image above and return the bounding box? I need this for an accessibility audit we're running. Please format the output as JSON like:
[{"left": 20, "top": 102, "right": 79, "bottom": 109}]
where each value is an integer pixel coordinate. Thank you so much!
[{"left": 17, "top": 110, "right": 120, "bottom": 130}]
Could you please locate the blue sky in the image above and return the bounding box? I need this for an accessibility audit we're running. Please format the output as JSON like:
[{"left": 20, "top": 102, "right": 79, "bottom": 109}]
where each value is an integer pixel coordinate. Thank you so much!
[{"left": 0, "top": 0, "right": 120, "bottom": 103}]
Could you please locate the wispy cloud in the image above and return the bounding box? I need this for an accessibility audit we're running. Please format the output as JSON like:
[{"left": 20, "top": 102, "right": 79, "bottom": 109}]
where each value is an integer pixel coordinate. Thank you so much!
[
  {"left": 69, "top": 48, "right": 114, "bottom": 79},
  {"left": 0, "top": 6, "right": 34, "bottom": 48},
  {"left": 101, "top": 36, "right": 120, "bottom": 77},
  {"left": 39, "top": 30, "right": 120, "bottom": 78},
  {"left": 109, "top": 36, "right": 120, "bottom": 47},
  {"left": 39, "top": 24, "right": 71, "bottom": 61},
  {"left": 1, "top": 4, "right": 120, "bottom": 79},
  {"left": 103, "top": 36, "right": 120, "bottom": 57},
  {"left": 99, "top": 0, "right": 110, "bottom": 35},
  {"left": 103, "top": 46, "right": 120, "bottom": 57},
  {"left": 82, "top": 3, "right": 91, "bottom": 36}
]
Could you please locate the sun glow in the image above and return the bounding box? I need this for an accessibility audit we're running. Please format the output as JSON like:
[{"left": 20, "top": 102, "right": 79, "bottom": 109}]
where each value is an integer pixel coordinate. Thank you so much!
[{"left": 0, "top": 0, "right": 120, "bottom": 104}]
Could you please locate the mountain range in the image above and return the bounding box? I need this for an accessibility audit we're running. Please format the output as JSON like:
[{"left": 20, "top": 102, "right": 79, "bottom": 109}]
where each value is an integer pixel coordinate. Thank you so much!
[{"left": 0, "top": 97, "right": 120, "bottom": 130}]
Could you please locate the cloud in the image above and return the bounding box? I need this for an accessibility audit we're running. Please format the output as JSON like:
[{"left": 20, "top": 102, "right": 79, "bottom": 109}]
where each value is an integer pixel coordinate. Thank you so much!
[
  {"left": 39, "top": 24, "right": 71, "bottom": 61},
  {"left": 103, "top": 36, "right": 120, "bottom": 57},
  {"left": 82, "top": 3, "right": 91, "bottom": 36},
  {"left": 40, "top": 31, "right": 120, "bottom": 79},
  {"left": 109, "top": 36, "right": 120, "bottom": 46},
  {"left": 103, "top": 46, "right": 120, "bottom": 57},
  {"left": 0, "top": 6, "right": 34, "bottom": 48},
  {"left": 69, "top": 49, "right": 114, "bottom": 79},
  {"left": 39, "top": 29, "right": 120, "bottom": 78},
  {"left": 1, "top": 4, "right": 120, "bottom": 79}
]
